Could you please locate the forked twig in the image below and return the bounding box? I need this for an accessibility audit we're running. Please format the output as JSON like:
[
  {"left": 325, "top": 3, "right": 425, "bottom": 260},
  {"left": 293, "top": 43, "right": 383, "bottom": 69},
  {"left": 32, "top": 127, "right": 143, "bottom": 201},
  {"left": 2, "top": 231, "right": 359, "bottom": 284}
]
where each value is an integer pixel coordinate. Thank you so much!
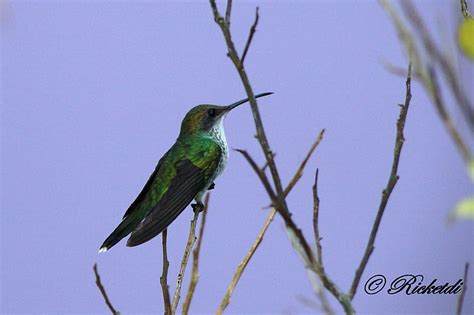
[
  {"left": 235, "top": 149, "right": 277, "bottom": 201},
  {"left": 237, "top": 142, "right": 354, "bottom": 314},
  {"left": 219, "top": 129, "right": 326, "bottom": 314},
  {"left": 284, "top": 129, "right": 325, "bottom": 196}
]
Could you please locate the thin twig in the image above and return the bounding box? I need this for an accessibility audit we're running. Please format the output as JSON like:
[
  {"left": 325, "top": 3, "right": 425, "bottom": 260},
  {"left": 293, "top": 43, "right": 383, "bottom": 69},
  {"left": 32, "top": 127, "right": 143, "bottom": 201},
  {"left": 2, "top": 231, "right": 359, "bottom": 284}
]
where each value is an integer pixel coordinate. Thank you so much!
[
  {"left": 225, "top": 0, "right": 232, "bottom": 23},
  {"left": 160, "top": 230, "right": 172, "bottom": 315},
  {"left": 93, "top": 263, "right": 120, "bottom": 315},
  {"left": 240, "top": 7, "right": 259, "bottom": 68},
  {"left": 456, "top": 262, "right": 470, "bottom": 315},
  {"left": 220, "top": 130, "right": 326, "bottom": 314},
  {"left": 313, "top": 169, "right": 323, "bottom": 266},
  {"left": 235, "top": 148, "right": 276, "bottom": 200},
  {"left": 182, "top": 194, "right": 210, "bottom": 315},
  {"left": 217, "top": 208, "right": 277, "bottom": 315},
  {"left": 284, "top": 129, "right": 325, "bottom": 196},
  {"left": 171, "top": 207, "right": 201, "bottom": 313},
  {"left": 311, "top": 169, "right": 334, "bottom": 315},
  {"left": 349, "top": 62, "right": 413, "bottom": 300}
]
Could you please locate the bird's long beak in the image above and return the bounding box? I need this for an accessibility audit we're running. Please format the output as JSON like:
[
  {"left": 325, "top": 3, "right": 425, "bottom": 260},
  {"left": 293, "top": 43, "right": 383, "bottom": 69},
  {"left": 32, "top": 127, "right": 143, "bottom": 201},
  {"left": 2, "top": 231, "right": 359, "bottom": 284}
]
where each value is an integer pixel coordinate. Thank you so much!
[{"left": 225, "top": 92, "right": 273, "bottom": 111}]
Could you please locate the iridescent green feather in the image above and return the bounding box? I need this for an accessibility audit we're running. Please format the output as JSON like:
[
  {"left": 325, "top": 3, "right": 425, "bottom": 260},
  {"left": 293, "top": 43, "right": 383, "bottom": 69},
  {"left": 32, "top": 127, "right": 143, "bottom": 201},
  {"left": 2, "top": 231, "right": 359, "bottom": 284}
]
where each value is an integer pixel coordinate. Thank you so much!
[{"left": 100, "top": 133, "right": 221, "bottom": 249}]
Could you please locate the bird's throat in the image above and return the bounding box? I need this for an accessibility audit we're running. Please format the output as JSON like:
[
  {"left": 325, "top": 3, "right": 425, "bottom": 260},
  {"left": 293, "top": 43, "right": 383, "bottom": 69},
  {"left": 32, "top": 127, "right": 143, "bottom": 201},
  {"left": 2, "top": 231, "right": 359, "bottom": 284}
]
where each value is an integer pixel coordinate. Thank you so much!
[{"left": 209, "top": 116, "right": 227, "bottom": 148}]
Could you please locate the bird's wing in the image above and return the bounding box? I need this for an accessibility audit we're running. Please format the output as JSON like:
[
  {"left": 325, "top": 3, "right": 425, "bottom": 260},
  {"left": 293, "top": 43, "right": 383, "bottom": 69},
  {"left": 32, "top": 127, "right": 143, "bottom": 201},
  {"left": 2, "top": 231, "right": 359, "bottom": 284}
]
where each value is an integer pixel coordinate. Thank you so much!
[
  {"left": 122, "top": 156, "right": 165, "bottom": 220},
  {"left": 126, "top": 139, "right": 221, "bottom": 247}
]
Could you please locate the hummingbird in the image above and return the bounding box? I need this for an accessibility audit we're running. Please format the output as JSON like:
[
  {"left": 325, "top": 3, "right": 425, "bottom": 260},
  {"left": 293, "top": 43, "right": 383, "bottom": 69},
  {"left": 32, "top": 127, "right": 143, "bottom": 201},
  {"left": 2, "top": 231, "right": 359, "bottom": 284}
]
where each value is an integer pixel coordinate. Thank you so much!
[{"left": 99, "top": 92, "right": 273, "bottom": 252}]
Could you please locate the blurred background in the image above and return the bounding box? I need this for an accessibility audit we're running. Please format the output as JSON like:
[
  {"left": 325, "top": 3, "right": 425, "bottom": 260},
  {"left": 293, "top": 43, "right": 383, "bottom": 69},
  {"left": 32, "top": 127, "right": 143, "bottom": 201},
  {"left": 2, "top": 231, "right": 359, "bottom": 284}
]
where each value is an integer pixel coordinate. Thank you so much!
[{"left": 1, "top": 0, "right": 473, "bottom": 314}]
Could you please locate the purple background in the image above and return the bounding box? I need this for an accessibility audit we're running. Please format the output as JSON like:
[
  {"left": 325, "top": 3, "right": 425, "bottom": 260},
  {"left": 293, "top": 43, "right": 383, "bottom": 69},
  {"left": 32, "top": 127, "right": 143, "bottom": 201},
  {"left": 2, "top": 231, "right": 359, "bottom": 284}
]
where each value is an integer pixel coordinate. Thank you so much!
[{"left": 2, "top": 1, "right": 473, "bottom": 314}]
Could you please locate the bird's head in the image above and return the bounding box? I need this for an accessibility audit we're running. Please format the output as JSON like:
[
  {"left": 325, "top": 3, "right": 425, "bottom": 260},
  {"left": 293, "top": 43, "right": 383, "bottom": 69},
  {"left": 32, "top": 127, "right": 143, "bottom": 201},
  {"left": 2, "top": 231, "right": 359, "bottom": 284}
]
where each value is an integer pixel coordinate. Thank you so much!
[{"left": 178, "top": 92, "right": 273, "bottom": 137}]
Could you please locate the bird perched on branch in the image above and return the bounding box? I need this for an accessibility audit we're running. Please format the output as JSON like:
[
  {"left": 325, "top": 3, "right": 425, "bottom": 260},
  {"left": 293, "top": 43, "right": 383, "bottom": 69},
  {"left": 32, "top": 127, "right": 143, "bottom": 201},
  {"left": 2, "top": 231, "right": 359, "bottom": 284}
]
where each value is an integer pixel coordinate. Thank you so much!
[{"left": 99, "top": 92, "right": 273, "bottom": 252}]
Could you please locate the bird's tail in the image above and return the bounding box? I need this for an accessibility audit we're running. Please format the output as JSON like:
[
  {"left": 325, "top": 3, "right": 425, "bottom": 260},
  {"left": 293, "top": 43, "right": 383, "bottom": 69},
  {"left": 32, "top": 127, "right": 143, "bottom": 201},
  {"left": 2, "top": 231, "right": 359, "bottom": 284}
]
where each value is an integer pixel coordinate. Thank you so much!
[{"left": 99, "top": 215, "right": 142, "bottom": 252}]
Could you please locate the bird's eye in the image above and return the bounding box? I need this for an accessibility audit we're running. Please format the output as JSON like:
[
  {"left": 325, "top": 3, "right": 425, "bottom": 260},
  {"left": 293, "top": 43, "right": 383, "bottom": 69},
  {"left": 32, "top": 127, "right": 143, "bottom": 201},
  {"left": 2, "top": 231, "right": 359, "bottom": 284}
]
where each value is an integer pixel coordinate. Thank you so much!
[{"left": 207, "top": 109, "right": 216, "bottom": 117}]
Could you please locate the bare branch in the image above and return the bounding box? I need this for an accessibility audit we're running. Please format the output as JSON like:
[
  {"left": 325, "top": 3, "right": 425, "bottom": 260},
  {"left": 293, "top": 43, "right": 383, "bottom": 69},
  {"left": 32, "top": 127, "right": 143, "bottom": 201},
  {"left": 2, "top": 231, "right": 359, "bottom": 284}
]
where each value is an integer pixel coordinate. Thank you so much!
[
  {"left": 235, "top": 149, "right": 277, "bottom": 201},
  {"left": 225, "top": 0, "right": 232, "bottom": 23},
  {"left": 427, "top": 66, "right": 471, "bottom": 162},
  {"left": 349, "top": 63, "right": 413, "bottom": 300},
  {"left": 383, "top": 62, "right": 471, "bottom": 162},
  {"left": 301, "top": 169, "right": 353, "bottom": 314},
  {"left": 208, "top": 0, "right": 291, "bottom": 223},
  {"left": 217, "top": 208, "right": 277, "bottom": 315},
  {"left": 182, "top": 195, "right": 210, "bottom": 315},
  {"left": 208, "top": 2, "right": 353, "bottom": 312},
  {"left": 285, "top": 129, "right": 325, "bottom": 196},
  {"left": 240, "top": 7, "right": 259, "bottom": 68},
  {"left": 171, "top": 207, "right": 201, "bottom": 313},
  {"left": 221, "top": 130, "right": 325, "bottom": 313},
  {"left": 238, "top": 150, "right": 354, "bottom": 313},
  {"left": 460, "top": 0, "right": 472, "bottom": 19},
  {"left": 236, "top": 147, "right": 318, "bottom": 274},
  {"left": 400, "top": 0, "right": 474, "bottom": 130},
  {"left": 160, "top": 230, "right": 172, "bottom": 315},
  {"left": 312, "top": 169, "right": 323, "bottom": 266},
  {"left": 237, "top": 140, "right": 338, "bottom": 310},
  {"left": 456, "top": 262, "right": 470, "bottom": 315},
  {"left": 310, "top": 169, "right": 334, "bottom": 315},
  {"left": 379, "top": 0, "right": 472, "bottom": 164},
  {"left": 93, "top": 263, "right": 120, "bottom": 315}
]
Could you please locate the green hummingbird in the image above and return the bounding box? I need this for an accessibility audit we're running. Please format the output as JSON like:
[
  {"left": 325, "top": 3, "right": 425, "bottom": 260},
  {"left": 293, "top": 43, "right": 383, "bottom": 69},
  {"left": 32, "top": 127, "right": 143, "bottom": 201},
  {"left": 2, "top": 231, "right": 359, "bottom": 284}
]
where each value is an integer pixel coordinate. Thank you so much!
[{"left": 99, "top": 92, "right": 273, "bottom": 252}]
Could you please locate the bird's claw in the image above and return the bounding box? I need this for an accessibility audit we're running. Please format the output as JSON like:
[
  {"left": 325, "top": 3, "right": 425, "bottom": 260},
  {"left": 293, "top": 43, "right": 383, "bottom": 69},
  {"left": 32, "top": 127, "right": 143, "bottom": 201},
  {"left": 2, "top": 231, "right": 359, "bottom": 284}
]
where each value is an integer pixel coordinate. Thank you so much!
[
  {"left": 208, "top": 182, "right": 215, "bottom": 190},
  {"left": 192, "top": 202, "right": 204, "bottom": 213}
]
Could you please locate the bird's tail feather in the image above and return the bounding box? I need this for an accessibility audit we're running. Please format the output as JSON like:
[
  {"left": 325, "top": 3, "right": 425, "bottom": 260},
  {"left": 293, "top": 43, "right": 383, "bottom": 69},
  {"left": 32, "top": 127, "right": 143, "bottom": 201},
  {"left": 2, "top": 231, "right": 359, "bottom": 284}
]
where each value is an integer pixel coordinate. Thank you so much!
[{"left": 99, "top": 215, "right": 141, "bottom": 252}]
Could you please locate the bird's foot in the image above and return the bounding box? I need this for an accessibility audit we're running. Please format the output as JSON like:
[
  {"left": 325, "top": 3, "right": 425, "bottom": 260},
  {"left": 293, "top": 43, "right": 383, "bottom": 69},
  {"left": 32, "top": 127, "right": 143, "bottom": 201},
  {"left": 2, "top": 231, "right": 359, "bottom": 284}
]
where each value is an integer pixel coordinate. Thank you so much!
[
  {"left": 192, "top": 202, "right": 204, "bottom": 213},
  {"left": 208, "top": 182, "right": 215, "bottom": 190}
]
